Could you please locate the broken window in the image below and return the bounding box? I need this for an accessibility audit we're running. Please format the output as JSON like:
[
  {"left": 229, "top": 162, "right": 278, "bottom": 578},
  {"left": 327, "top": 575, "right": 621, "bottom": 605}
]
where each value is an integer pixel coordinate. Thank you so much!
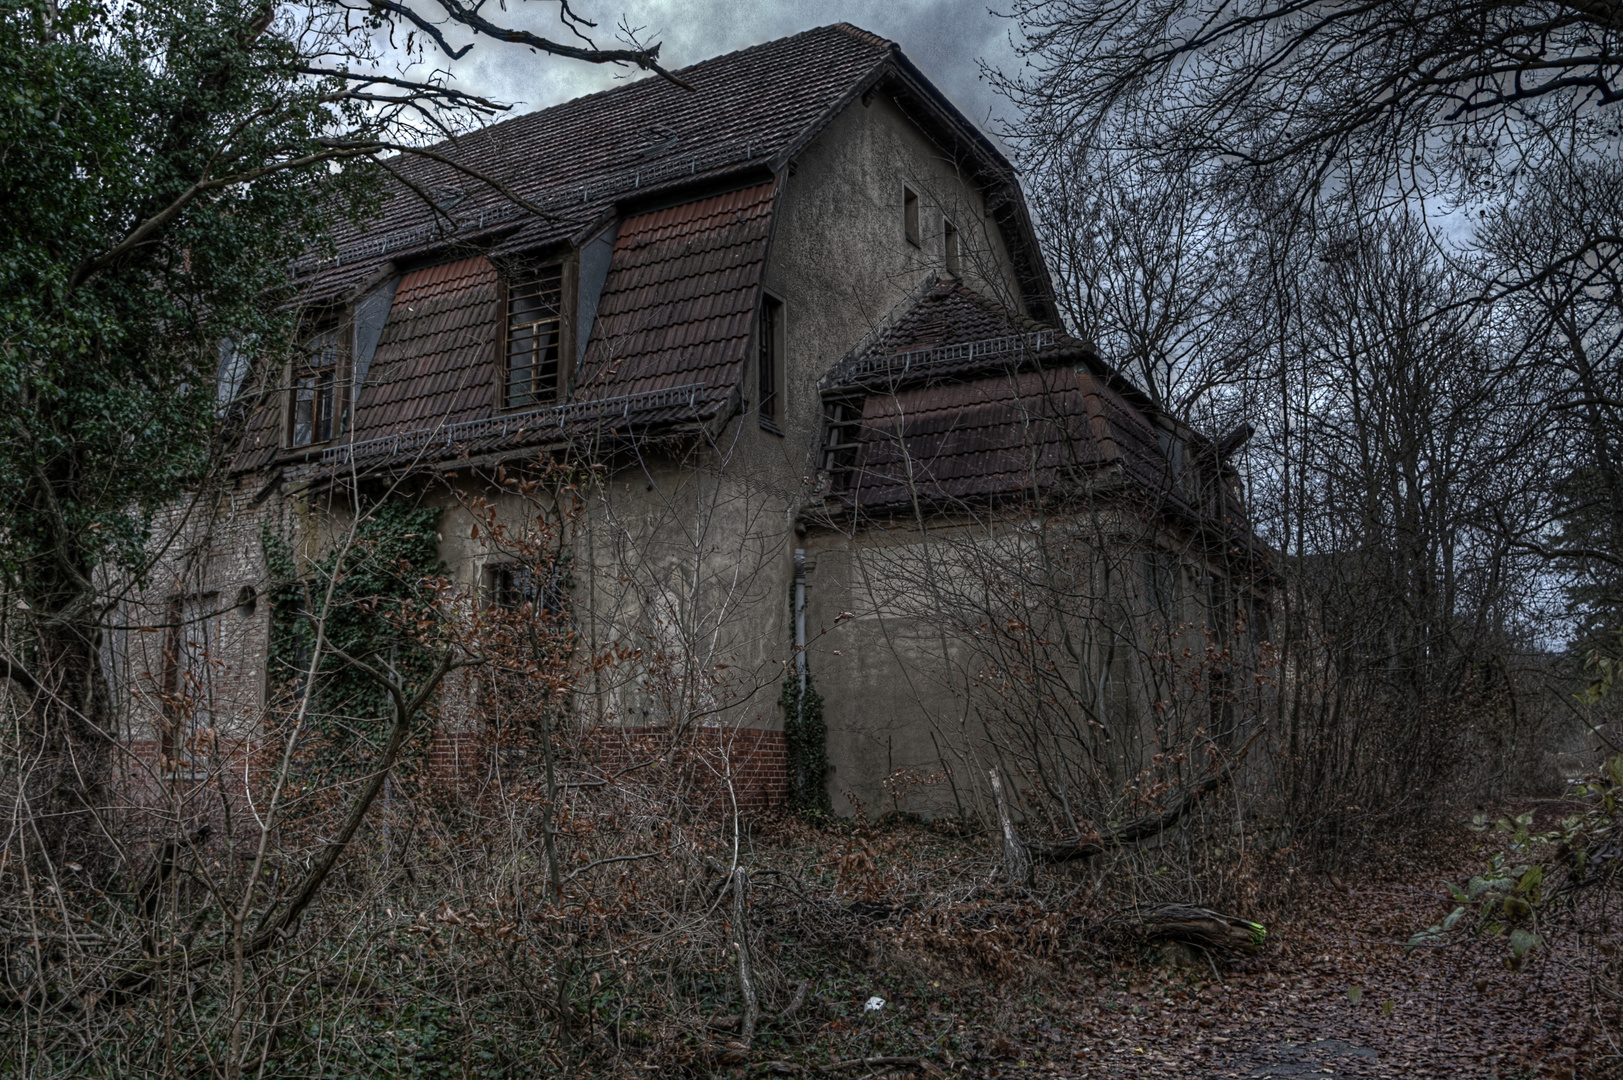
[
  {"left": 505, "top": 267, "right": 564, "bottom": 409},
  {"left": 487, "top": 563, "right": 564, "bottom": 618},
  {"left": 903, "top": 186, "right": 920, "bottom": 246},
  {"left": 290, "top": 327, "right": 339, "bottom": 446},
  {"left": 944, "top": 218, "right": 960, "bottom": 276},
  {"left": 758, "top": 293, "right": 784, "bottom": 431},
  {"left": 160, "top": 594, "right": 217, "bottom": 772}
]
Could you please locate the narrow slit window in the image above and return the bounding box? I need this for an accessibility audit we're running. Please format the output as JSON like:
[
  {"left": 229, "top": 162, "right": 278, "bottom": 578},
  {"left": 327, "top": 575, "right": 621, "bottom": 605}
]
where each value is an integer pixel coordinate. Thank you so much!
[
  {"left": 290, "top": 328, "right": 338, "bottom": 446},
  {"left": 944, "top": 218, "right": 960, "bottom": 275},
  {"left": 506, "top": 267, "right": 564, "bottom": 410},
  {"left": 758, "top": 294, "right": 784, "bottom": 429},
  {"left": 903, "top": 186, "right": 920, "bottom": 246}
]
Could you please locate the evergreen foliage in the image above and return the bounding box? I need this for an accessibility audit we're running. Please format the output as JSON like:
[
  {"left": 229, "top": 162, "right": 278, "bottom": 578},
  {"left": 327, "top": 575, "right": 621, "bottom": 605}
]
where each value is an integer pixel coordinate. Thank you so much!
[
  {"left": 264, "top": 501, "right": 445, "bottom": 771},
  {"left": 0, "top": 0, "right": 378, "bottom": 600},
  {"left": 780, "top": 672, "right": 830, "bottom": 816}
]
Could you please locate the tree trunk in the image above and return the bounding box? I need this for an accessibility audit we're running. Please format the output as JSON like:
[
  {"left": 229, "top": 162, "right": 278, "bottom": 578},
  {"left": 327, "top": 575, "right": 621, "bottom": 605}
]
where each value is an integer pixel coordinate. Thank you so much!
[{"left": 988, "top": 767, "right": 1031, "bottom": 887}]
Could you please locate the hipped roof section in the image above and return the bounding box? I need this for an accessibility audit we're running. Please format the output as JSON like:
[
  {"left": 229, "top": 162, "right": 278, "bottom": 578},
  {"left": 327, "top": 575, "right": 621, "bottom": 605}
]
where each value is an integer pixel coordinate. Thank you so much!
[
  {"left": 293, "top": 23, "right": 1054, "bottom": 321},
  {"left": 820, "top": 282, "right": 1263, "bottom": 560}
]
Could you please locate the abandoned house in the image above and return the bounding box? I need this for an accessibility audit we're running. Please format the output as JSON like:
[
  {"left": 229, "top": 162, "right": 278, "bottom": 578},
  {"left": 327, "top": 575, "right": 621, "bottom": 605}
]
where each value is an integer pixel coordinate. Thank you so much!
[{"left": 113, "top": 24, "right": 1272, "bottom": 822}]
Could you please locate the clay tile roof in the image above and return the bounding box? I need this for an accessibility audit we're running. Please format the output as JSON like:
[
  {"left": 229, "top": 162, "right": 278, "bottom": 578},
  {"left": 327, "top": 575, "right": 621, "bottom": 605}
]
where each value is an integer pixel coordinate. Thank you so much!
[
  {"left": 836, "top": 367, "right": 1104, "bottom": 511},
  {"left": 820, "top": 284, "right": 1262, "bottom": 556},
  {"left": 297, "top": 24, "right": 895, "bottom": 303},
  {"left": 347, "top": 256, "right": 499, "bottom": 443},
  {"left": 575, "top": 181, "right": 776, "bottom": 405},
  {"left": 240, "top": 180, "right": 777, "bottom": 477},
  {"left": 821, "top": 280, "right": 1088, "bottom": 392}
]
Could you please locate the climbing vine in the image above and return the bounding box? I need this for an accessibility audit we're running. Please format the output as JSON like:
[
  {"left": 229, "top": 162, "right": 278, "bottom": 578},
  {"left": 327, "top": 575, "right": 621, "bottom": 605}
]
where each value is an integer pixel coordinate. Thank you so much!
[
  {"left": 263, "top": 500, "right": 446, "bottom": 776},
  {"left": 780, "top": 672, "right": 830, "bottom": 816}
]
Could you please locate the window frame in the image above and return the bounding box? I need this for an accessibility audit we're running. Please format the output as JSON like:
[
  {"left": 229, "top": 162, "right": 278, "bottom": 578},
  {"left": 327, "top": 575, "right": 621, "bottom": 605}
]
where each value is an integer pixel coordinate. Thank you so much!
[
  {"left": 903, "top": 185, "right": 921, "bottom": 247},
  {"left": 499, "top": 258, "right": 577, "bottom": 413},
  {"left": 485, "top": 561, "right": 565, "bottom": 619},
  {"left": 287, "top": 321, "right": 346, "bottom": 448},
  {"left": 944, "top": 217, "right": 961, "bottom": 276},
  {"left": 757, "top": 290, "right": 785, "bottom": 434},
  {"left": 1142, "top": 550, "right": 1178, "bottom": 618}
]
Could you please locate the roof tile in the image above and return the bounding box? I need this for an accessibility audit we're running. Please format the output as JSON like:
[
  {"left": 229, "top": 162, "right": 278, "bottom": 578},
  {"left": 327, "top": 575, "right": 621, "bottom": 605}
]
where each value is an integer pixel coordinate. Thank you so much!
[{"left": 295, "top": 25, "right": 891, "bottom": 303}]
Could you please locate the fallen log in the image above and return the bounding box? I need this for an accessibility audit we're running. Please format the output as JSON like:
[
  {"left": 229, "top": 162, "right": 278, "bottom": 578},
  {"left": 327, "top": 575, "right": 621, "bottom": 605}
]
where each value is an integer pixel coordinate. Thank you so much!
[
  {"left": 1126, "top": 903, "right": 1267, "bottom": 952},
  {"left": 1027, "top": 726, "right": 1264, "bottom": 864}
]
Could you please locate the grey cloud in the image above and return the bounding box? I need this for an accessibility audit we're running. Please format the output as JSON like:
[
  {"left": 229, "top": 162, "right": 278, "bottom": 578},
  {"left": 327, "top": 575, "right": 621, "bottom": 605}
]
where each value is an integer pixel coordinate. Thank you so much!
[{"left": 438, "top": 1, "right": 1023, "bottom": 142}]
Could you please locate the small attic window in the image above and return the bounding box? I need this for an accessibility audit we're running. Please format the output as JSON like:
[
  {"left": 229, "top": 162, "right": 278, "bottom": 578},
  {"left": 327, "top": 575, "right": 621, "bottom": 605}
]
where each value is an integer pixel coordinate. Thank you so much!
[
  {"left": 903, "top": 187, "right": 920, "bottom": 247},
  {"left": 505, "top": 267, "right": 564, "bottom": 410},
  {"left": 944, "top": 218, "right": 960, "bottom": 276},
  {"left": 289, "top": 326, "right": 340, "bottom": 447}
]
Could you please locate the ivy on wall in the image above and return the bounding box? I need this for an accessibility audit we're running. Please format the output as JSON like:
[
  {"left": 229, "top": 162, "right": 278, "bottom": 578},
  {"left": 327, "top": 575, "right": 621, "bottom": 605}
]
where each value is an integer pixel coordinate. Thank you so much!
[
  {"left": 780, "top": 673, "right": 830, "bottom": 816},
  {"left": 263, "top": 500, "right": 446, "bottom": 774}
]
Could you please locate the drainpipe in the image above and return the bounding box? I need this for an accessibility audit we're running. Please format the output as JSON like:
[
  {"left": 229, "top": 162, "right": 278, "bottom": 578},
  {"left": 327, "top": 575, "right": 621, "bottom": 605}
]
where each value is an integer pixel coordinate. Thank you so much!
[{"left": 793, "top": 548, "right": 807, "bottom": 719}]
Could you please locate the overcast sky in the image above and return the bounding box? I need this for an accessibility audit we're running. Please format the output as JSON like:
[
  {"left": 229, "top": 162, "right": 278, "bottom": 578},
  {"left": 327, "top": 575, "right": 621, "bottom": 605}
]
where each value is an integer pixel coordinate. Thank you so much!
[{"left": 438, "top": 1, "right": 1025, "bottom": 142}]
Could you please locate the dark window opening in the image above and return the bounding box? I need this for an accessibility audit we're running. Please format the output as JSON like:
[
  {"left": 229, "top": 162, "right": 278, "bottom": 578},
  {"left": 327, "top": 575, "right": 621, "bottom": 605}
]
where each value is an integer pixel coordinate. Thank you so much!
[
  {"left": 944, "top": 218, "right": 960, "bottom": 276},
  {"left": 758, "top": 294, "right": 784, "bottom": 431},
  {"left": 291, "top": 328, "right": 339, "bottom": 446},
  {"left": 506, "top": 268, "right": 564, "bottom": 410},
  {"left": 1157, "top": 426, "right": 1188, "bottom": 493},
  {"left": 489, "top": 563, "right": 564, "bottom": 618},
  {"left": 160, "top": 594, "right": 216, "bottom": 773},
  {"left": 903, "top": 186, "right": 920, "bottom": 246}
]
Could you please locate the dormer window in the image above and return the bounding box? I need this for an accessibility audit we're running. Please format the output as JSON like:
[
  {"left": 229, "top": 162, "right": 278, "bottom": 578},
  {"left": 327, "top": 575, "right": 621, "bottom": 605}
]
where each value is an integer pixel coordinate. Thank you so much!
[
  {"left": 505, "top": 267, "right": 564, "bottom": 410},
  {"left": 290, "top": 327, "right": 339, "bottom": 447}
]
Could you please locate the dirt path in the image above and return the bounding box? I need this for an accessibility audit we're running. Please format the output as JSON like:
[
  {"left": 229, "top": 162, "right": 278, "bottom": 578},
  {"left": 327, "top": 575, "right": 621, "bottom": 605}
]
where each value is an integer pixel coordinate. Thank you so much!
[{"left": 965, "top": 878, "right": 1594, "bottom": 1079}]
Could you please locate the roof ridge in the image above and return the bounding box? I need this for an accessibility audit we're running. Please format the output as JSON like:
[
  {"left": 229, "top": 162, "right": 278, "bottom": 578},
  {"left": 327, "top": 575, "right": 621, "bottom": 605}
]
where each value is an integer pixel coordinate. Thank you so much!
[
  {"left": 827, "top": 22, "right": 898, "bottom": 50},
  {"left": 415, "top": 24, "right": 892, "bottom": 155}
]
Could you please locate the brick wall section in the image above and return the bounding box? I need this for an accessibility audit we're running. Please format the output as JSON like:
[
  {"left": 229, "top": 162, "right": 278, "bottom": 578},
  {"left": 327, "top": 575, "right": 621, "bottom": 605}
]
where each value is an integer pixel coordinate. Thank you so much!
[
  {"left": 116, "top": 737, "right": 276, "bottom": 854},
  {"left": 587, "top": 726, "right": 788, "bottom": 816},
  {"left": 425, "top": 729, "right": 483, "bottom": 796}
]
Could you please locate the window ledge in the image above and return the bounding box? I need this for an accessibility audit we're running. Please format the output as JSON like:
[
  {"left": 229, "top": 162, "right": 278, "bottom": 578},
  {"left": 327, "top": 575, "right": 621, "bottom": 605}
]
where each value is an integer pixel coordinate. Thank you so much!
[{"left": 759, "top": 416, "right": 784, "bottom": 437}]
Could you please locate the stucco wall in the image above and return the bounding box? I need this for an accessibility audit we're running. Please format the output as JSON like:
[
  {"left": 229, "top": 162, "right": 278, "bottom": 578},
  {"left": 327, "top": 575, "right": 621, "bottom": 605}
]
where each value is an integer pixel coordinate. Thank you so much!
[
  {"left": 425, "top": 452, "right": 797, "bottom": 735},
  {"left": 749, "top": 89, "right": 1028, "bottom": 488},
  {"left": 798, "top": 502, "right": 1270, "bottom": 817}
]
